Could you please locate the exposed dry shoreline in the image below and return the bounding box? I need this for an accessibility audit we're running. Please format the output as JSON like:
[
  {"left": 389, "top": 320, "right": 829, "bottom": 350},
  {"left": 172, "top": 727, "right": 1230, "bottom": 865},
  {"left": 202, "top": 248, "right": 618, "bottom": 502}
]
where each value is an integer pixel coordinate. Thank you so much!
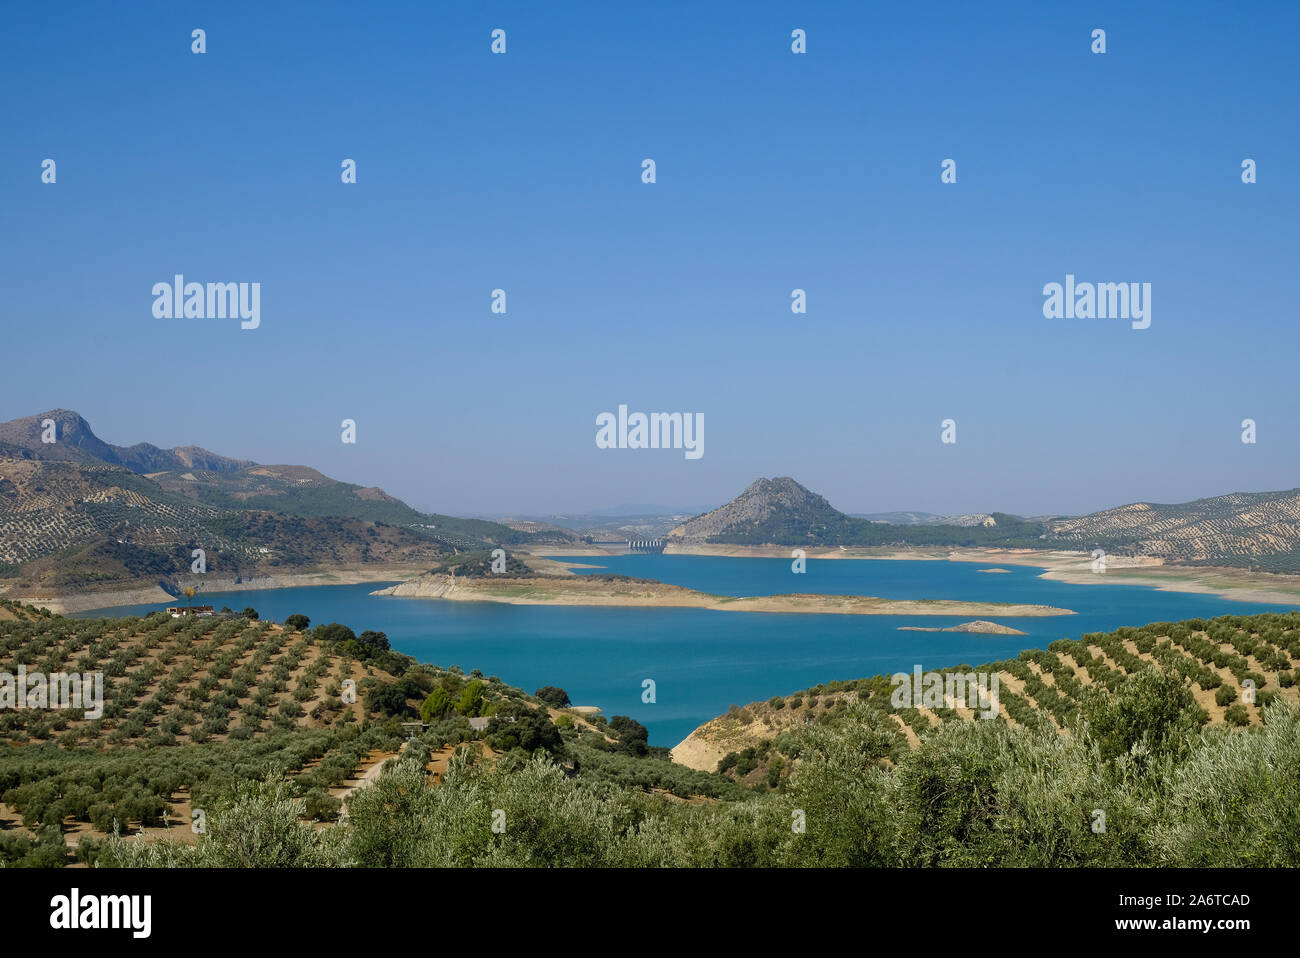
[
  {"left": 371, "top": 573, "right": 1073, "bottom": 617},
  {"left": 13, "top": 544, "right": 1300, "bottom": 616},
  {"left": 528, "top": 543, "right": 1300, "bottom": 607},
  {"left": 1, "top": 564, "right": 429, "bottom": 615}
]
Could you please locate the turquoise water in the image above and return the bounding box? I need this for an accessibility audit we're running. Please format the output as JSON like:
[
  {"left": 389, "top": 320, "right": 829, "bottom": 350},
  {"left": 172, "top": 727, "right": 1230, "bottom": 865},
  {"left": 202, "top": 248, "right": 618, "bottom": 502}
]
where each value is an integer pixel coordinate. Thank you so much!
[{"left": 75, "top": 556, "right": 1295, "bottom": 746}]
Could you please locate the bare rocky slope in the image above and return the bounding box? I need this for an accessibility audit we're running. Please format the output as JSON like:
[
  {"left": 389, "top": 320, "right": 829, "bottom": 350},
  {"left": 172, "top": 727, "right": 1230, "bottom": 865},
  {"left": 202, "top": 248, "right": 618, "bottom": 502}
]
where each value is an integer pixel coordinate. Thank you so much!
[{"left": 670, "top": 477, "right": 847, "bottom": 542}]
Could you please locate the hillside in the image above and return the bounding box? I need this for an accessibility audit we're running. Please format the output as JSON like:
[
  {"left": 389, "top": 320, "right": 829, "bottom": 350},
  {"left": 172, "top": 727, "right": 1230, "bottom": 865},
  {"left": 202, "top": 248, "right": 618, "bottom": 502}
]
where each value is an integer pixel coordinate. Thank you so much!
[
  {"left": 670, "top": 477, "right": 847, "bottom": 542},
  {"left": 0, "top": 409, "right": 572, "bottom": 599},
  {"left": 0, "top": 410, "right": 253, "bottom": 474},
  {"left": 148, "top": 463, "right": 422, "bottom": 524},
  {"left": 3, "top": 600, "right": 1295, "bottom": 869},
  {"left": 669, "top": 477, "right": 1044, "bottom": 549},
  {"left": 0, "top": 600, "right": 738, "bottom": 866},
  {"left": 1045, "top": 489, "right": 1300, "bottom": 570},
  {"left": 0, "top": 457, "right": 445, "bottom": 596},
  {"left": 671, "top": 476, "right": 1300, "bottom": 572},
  {"left": 673, "top": 609, "right": 1300, "bottom": 783},
  {"left": 145, "top": 462, "right": 569, "bottom": 547},
  {"left": 0, "top": 599, "right": 423, "bottom": 749}
]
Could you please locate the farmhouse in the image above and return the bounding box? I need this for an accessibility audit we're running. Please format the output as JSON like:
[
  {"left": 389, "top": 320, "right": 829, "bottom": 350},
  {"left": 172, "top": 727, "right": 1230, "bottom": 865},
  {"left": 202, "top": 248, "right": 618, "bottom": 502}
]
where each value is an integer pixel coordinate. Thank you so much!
[{"left": 166, "top": 605, "right": 215, "bottom": 617}]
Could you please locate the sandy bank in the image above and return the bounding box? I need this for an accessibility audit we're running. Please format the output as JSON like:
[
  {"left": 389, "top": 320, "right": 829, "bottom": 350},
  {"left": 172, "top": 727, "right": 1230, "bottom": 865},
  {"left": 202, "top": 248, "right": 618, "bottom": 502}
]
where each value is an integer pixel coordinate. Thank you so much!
[
  {"left": 373, "top": 573, "right": 1073, "bottom": 617},
  {"left": 3, "top": 564, "right": 430, "bottom": 615},
  {"left": 532, "top": 542, "right": 1300, "bottom": 607},
  {"left": 943, "top": 549, "right": 1300, "bottom": 606}
]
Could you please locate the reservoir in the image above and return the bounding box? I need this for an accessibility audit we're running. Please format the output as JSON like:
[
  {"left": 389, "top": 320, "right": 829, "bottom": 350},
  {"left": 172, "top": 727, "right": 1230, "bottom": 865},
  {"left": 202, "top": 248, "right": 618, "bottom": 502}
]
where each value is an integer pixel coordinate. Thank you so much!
[{"left": 76, "top": 555, "right": 1294, "bottom": 746}]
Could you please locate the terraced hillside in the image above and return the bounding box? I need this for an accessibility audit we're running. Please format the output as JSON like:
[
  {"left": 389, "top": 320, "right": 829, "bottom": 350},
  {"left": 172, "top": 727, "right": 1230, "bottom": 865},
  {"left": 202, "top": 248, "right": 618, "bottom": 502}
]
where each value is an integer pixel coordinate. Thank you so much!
[
  {"left": 2, "top": 600, "right": 1296, "bottom": 868},
  {"left": 0, "top": 600, "right": 739, "bottom": 867},
  {"left": 0, "top": 458, "right": 446, "bottom": 576},
  {"left": 145, "top": 463, "right": 574, "bottom": 547},
  {"left": 1044, "top": 489, "right": 1300, "bottom": 569},
  {"left": 0, "top": 600, "right": 434, "bottom": 749},
  {"left": 675, "top": 610, "right": 1300, "bottom": 786},
  {"left": 0, "top": 409, "right": 573, "bottom": 597},
  {"left": 0, "top": 599, "right": 433, "bottom": 862}
]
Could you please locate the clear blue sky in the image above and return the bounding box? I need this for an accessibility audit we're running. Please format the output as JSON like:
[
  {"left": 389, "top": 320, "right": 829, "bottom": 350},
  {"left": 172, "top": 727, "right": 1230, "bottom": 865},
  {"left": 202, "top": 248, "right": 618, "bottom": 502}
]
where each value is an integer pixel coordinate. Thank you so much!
[{"left": 3, "top": 1, "right": 1297, "bottom": 518}]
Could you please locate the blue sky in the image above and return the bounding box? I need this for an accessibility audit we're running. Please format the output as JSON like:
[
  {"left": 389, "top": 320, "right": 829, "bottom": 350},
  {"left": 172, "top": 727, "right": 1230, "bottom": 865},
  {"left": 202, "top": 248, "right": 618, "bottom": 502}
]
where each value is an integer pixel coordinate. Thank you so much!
[{"left": 3, "top": 1, "right": 1297, "bottom": 518}]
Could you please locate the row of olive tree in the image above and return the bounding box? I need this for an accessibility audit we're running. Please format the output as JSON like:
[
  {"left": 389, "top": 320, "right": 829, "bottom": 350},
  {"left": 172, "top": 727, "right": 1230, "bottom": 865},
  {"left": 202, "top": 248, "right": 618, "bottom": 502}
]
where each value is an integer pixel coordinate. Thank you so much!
[{"left": 96, "top": 677, "right": 1299, "bottom": 868}]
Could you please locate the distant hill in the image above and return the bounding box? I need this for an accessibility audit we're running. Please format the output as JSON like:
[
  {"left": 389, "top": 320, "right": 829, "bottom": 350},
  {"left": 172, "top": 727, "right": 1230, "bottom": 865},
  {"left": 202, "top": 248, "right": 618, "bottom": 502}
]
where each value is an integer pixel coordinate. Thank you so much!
[
  {"left": 670, "top": 476, "right": 1300, "bottom": 572},
  {"left": 0, "top": 410, "right": 571, "bottom": 596},
  {"left": 669, "top": 478, "right": 1042, "bottom": 549},
  {"left": 850, "top": 510, "right": 941, "bottom": 524},
  {"left": 0, "top": 409, "right": 253, "bottom": 473},
  {"left": 854, "top": 510, "right": 998, "bottom": 527},
  {"left": 505, "top": 512, "right": 696, "bottom": 541},
  {"left": 671, "top": 477, "right": 857, "bottom": 543},
  {"left": 145, "top": 462, "right": 561, "bottom": 548},
  {"left": 1044, "top": 489, "right": 1300, "bottom": 571},
  {"left": 0, "top": 456, "right": 446, "bottom": 593}
]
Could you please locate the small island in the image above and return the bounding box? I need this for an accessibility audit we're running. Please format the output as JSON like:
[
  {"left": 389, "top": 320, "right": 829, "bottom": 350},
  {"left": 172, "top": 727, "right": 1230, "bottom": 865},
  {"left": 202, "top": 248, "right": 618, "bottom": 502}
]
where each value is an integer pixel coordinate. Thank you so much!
[{"left": 897, "top": 619, "right": 1027, "bottom": 635}]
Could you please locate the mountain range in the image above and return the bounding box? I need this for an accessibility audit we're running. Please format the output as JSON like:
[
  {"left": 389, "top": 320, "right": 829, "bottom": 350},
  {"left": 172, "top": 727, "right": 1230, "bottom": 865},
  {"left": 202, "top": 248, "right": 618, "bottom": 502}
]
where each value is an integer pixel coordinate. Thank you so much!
[
  {"left": 671, "top": 477, "right": 1300, "bottom": 572},
  {"left": 0, "top": 410, "right": 253, "bottom": 474},
  {"left": 668, "top": 478, "right": 1044, "bottom": 549},
  {"left": 851, "top": 510, "right": 1005, "bottom": 527},
  {"left": 6, "top": 411, "right": 1300, "bottom": 602},
  {"left": 0, "top": 410, "right": 572, "bottom": 597}
]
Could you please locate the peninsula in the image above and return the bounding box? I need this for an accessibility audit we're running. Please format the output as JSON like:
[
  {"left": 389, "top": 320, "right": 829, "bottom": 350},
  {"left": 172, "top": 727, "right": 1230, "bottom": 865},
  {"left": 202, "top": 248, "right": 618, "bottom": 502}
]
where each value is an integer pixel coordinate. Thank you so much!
[{"left": 371, "top": 572, "right": 1074, "bottom": 617}]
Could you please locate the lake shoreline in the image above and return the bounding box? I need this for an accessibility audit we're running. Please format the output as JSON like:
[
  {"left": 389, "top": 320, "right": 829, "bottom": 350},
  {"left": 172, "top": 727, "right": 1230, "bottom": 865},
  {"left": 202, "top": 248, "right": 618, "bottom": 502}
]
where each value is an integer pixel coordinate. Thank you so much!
[
  {"left": 1, "top": 564, "right": 427, "bottom": 615},
  {"left": 12, "top": 545, "right": 1300, "bottom": 616},
  {"left": 531, "top": 544, "right": 1300, "bottom": 607},
  {"left": 371, "top": 572, "right": 1075, "bottom": 617},
  {"left": 45, "top": 555, "right": 1296, "bottom": 751}
]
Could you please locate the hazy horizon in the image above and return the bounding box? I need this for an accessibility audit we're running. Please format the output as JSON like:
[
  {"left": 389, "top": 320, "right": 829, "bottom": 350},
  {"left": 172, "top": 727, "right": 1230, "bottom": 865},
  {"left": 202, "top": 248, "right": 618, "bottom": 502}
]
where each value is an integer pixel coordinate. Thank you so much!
[{"left": 4, "top": 404, "right": 1296, "bottom": 522}]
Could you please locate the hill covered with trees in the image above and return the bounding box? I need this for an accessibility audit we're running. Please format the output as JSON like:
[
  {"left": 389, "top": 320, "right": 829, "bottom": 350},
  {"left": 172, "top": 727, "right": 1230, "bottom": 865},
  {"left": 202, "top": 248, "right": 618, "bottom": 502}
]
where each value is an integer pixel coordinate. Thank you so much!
[
  {"left": 1, "top": 600, "right": 1296, "bottom": 868},
  {"left": 672, "top": 476, "right": 1300, "bottom": 572},
  {"left": 0, "top": 409, "right": 573, "bottom": 600},
  {"left": 681, "top": 611, "right": 1300, "bottom": 787}
]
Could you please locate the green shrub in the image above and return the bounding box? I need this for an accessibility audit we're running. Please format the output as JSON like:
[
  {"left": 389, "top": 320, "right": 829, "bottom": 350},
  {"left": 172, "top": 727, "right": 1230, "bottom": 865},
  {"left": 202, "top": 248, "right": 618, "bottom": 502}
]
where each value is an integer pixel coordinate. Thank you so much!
[
  {"left": 1222, "top": 704, "right": 1250, "bottom": 726},
  {"left": 535, "top": 686, "right": 571, "bottom": 708}
]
